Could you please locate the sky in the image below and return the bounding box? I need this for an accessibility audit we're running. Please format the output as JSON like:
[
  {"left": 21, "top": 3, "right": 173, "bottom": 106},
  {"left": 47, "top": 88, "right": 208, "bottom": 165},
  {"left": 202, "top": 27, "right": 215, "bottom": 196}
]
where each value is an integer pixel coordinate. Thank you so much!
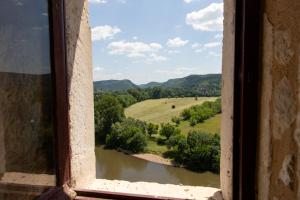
[{"left": 89, "top": 0, "right": 223, "bottom": 84}]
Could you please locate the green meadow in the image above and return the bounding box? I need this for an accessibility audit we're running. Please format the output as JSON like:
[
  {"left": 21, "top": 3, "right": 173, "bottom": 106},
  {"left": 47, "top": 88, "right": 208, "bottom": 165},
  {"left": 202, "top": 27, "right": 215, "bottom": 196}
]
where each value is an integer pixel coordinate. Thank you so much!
[
  {"left": 125, "top": 97, "right": 217, "bottom": 124},
  {"left": 125, "top": 97, "right": 221, "bottom": 156}
]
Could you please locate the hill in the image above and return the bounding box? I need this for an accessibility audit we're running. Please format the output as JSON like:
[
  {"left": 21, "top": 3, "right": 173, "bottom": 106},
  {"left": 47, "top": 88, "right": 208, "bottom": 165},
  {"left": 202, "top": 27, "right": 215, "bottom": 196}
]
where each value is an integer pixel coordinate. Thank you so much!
[
  {"left": 139, "top": 81, "right": 161, "bottom": 88},
  {"left": 94, "top": 74, "right": 221, "bottom": 96},
  {"left": 94, "top": 79, "right": 138, "bottom": 91}
]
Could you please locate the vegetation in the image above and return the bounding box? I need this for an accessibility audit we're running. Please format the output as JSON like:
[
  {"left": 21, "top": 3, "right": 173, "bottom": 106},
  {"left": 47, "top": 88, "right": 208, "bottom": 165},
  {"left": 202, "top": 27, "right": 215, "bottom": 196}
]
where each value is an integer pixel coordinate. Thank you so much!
[
  {"left": 106, "top": 118, "right": 148, "bottom": 153},
  {"left": 160, "top": 123, "right": 180, "bottom": 140},
  {"left": 125, "top": 97, "right": 216, "bottom": 124},
  {"left": 94, "top": 84, "right": 221, "bottom": 173},
  {"left": 167, "top": 131, "right": 220, "bottom": 173},
  {"left": 94, "top": 93, "right": 125, "bottom": 141},
  {"left": 180, "top": 98, "right": 221, "bottom": 126}
]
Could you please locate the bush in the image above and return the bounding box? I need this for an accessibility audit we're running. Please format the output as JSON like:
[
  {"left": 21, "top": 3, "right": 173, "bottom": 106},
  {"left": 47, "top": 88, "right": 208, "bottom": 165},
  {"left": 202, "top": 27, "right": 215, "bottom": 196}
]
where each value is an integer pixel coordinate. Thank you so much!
[
  {"left": 166, "top": 134, "right": 186, "bottom": 149},
  {"left": 159, "top": 123, "right": 180, "bottom": 140},
  {"left": 147, "top": 123, "right": 159, "bottom": 137},
  {"left": 105, "top": 118, "right": 148, "bottom": 153},
  {"left": 171, "top": 116, "right": 181, "bottom": 125},
  {"left": 180, "top": 98, "right": 221, "bottom": 126},
  {"left": 171, "top": 131, "right": 220, "bottom": 173}
]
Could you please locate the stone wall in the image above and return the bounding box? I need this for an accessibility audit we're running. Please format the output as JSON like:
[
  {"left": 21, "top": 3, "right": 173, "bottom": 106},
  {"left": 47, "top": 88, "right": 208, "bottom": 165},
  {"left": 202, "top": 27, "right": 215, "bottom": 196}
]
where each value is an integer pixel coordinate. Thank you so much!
[
  {"left": 220, "top": 0, "right": 235, "bottom": 199},
  {"left": 65, "top": 0, "right": 96, "bottom": 188},
  {"left": 257, "top": 0, "right": 300, "bottom": 199}
]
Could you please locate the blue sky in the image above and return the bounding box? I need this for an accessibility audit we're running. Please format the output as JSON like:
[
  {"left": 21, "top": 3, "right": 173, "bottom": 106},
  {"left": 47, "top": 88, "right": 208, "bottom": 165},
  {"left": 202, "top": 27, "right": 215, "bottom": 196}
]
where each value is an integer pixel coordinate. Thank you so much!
[{"left": 89, "top": 0, "right": 223, "bottom": 84}]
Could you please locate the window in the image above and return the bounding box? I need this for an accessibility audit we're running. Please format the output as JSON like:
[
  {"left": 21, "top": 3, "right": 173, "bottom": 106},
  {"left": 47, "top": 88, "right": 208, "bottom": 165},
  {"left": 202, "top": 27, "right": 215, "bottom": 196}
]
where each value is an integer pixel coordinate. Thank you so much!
[
  {"left": 91, "top": 0, "right": 222, "bottom": 192},
  {"left": 0, "top": 0, "right": 262, "bottom": 199},
  {"left": 0, "top": 0, "right": 56, "bottom": 199}
]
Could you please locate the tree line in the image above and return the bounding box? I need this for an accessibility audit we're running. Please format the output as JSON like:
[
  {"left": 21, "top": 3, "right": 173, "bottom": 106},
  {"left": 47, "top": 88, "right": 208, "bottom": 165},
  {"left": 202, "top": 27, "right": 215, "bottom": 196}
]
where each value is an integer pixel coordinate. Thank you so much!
[{"left": 95, "top": 86, "right": 220, "bottom": 109}]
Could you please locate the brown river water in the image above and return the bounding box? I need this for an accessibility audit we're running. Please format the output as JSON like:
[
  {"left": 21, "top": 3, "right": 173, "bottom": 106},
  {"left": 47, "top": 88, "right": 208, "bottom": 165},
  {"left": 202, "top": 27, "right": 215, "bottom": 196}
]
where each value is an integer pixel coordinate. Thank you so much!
[{"left": 95, "top": 147, "right": 220, "bottom": 188}]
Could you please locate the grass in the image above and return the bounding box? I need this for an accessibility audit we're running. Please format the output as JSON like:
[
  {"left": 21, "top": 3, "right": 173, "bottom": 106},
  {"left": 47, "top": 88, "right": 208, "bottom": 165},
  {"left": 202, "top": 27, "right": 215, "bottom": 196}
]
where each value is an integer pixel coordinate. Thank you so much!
[
  {"left": 145, "top": 138, "right": 169, "bottom": 156},
  {"left": 125, "top": 97, "right": 217, "bottom": 124},
  {"left": 178, "top": 114, "right": 221, "bottom": 135}
]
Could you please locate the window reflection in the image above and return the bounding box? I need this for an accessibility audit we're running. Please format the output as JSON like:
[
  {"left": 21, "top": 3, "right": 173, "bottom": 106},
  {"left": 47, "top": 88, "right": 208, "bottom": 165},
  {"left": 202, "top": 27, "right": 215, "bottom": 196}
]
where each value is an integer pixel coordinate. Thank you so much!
[{"left": 0, "top": 0, "right": 55, "bottom": 198}]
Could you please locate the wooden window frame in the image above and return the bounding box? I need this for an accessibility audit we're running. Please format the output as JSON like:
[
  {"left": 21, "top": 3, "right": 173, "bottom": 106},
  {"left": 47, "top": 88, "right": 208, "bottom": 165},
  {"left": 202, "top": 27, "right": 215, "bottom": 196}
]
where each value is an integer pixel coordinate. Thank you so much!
[
  {"left": 47, "top": 0, "right": 263, "bottom": 199},
  {"left": 232, "top": 0, "right": 262, "bottom": 199}
]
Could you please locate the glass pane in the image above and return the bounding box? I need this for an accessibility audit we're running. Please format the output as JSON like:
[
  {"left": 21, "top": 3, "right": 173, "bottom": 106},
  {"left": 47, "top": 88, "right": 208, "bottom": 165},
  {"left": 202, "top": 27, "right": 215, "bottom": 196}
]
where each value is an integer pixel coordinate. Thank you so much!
[{"left": 0, "top": 0, "right": 55, "bottom": 199}]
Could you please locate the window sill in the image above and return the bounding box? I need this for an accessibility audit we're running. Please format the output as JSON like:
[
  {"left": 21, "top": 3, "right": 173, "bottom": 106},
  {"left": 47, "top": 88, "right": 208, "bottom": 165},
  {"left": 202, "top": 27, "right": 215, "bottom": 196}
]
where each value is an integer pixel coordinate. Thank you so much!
[{"left": 77, "top": 179, "right": 220, "bottom": 200}]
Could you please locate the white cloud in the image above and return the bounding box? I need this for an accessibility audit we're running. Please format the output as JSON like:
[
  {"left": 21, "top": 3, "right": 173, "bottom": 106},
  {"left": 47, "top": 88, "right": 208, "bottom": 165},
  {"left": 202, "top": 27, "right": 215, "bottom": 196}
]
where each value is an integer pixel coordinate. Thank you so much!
[
  {"left": 149, "top": 53, "right": 168, "bottom": 62},
  {"left": 186, "top": 3, "right": 223, "bottom": 31},
  {"left": 155, "top": 67, "right": 200, "bottom": 76},
  {"left": 118, "top": 0, "right": 127, "bottom": 3},
  {"left": 214, "top": 33, "right": 223, "bottom": 39},
  {"left": 167, "top": 50, "right": 180, "bottom": 54},
  {"left": 183, "top": 0, "right": 194, "bottom": 3},
  {"left": 167, "top": 37, "right": 189, "bottom": 48},
  {"left": 195, "top": 48, "right": 205, "bottom": 53},
  {"left": 208, "top": 51, "right": 221, "bottom": 57},
  {"left": 204, "top": 42, "right": 221, "bottom": 48},
  {"left": 191, "top": 43, "right": 201, "bottom": 49},
  {"left": 94, "top": 66, "right": 104, "bottom": 71},
  {"left": 107, "top": 40, "right": 164, "bottom": 61},
  {"left": 92, "top": 25, "right": 121, "bottom": 41},
  {"left": 89, "top": 0, "right": 107, "bottom": 4}
]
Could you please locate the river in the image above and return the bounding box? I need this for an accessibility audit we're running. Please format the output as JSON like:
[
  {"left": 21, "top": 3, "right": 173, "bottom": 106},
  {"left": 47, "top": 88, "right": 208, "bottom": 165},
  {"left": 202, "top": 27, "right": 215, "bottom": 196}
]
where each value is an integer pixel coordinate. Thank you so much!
[{"left": 95, "top": 147, "right": 220, "bottom": 188}]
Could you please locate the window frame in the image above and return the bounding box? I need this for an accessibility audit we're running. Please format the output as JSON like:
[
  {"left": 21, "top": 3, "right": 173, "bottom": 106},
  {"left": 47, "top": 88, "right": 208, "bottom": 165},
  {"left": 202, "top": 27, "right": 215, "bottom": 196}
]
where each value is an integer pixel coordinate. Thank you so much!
[
  {"left": 48, "top": 0, "right": 263, "bottom": 199},
  {"left": 49, "top": 0, "right": 71, "bottom": 188}
]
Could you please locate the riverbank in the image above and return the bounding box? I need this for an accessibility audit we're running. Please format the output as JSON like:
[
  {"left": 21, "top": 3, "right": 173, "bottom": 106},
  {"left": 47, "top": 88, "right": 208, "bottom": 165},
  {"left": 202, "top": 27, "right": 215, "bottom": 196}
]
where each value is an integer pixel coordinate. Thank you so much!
[
  {"left": 132, "top": 153, "right": 174, "bottom": 166},
  {"left": 115, "top": 147, "right": 178, "bottom": 167}
]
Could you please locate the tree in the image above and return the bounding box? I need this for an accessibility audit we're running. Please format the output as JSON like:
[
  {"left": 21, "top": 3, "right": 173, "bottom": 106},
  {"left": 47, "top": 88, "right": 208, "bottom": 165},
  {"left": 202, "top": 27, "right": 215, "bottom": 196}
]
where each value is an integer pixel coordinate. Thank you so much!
[
  {"left": 159, "top": 123, "right": 180, "bottom": 140},
  {"left": 105, "top": 118, "right": 148, "bottom": 153},
  {"left": 147, "top": 123, "right": 158, "bottom": 137},
  {"left": 94, "top": 94, "right": 124, "bottom": 141},
  {"left": 166, "top": 134, "right": 186, "bottom": 149}
]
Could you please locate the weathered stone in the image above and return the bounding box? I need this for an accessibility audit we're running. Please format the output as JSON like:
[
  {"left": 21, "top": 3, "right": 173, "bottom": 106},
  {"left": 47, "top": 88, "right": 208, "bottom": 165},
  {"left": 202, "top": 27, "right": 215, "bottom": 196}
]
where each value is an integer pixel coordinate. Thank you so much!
[
  {"left": 274, "top": 29, "right": 294, "bottom": 65},
  {"left": 273, "top": 77, "right": 296, "bottom": 139},
  {"left": 278, "top": 155, "right": 293, "bottom": 187}
]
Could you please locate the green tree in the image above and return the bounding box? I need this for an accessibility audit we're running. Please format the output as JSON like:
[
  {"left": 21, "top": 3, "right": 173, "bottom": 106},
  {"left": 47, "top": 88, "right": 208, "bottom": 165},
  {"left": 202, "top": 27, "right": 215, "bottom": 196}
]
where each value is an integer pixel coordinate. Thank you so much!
[
  {"left": 147, "top": 123, "right": 158, "bottom": 137},
  {"left": 159, "top": 123, "right": 180, "bottom": 140},
  {"left": 106, "top": 118, "right": 148, "bottom": 153},
  {"left": 94, "top": 94, "right": 124, "bottom": 141}
]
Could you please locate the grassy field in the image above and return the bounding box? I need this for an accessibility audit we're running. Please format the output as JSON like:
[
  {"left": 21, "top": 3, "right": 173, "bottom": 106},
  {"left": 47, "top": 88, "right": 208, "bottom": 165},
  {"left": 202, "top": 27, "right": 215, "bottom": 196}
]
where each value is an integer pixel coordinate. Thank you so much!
[
  {"left": 178, "top": 114, "right": 221, "bottom": 135},
  {"left": 125, "top": 97, "right": 221, "bottom": 156},
  {"left": 125, "top": 97, "right": 217, "bottom": 124}
]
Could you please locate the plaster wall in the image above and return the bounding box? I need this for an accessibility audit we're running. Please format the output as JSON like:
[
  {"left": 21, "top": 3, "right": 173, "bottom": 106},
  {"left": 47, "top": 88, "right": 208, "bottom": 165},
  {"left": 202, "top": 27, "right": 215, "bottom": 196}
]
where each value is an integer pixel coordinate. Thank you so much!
[
  {"left": 257, "top": 0, "right": 300, "bottom": 199},
  {"left": 65, "top": 0, "right": 96, "bottom": 188},
  {"left": 220, "top": 0, "right": 235, "bottom": 199}
]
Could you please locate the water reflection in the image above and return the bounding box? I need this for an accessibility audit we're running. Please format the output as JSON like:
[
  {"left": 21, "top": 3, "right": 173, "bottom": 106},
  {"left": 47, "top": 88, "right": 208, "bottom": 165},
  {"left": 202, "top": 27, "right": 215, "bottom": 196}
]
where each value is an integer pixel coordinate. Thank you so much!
[{"left": 96, "top": 147, "right": 220, "bottom": 188}]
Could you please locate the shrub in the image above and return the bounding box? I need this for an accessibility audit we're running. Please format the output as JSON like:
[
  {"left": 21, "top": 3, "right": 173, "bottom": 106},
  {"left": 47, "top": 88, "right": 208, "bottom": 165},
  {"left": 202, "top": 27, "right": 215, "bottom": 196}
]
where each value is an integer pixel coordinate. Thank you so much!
[
  {"left": 171, "top": 116, "right": 181, "bottom": 125},
  {"left": 166, "top": 134, "right": 186, "bottom": 149},
  {"left": 147, "top": 123, "right": 159, "bottom": 137},
  {"left": 160, "top": 123, "right": 180, "bottom": 140},
  {"left": 180, "top": 98, "right": 222, "bottom": 126}
]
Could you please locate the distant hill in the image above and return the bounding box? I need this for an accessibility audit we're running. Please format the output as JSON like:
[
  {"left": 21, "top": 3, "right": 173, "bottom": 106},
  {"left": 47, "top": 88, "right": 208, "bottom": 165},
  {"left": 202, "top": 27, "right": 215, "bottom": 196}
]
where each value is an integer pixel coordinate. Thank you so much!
[
  {"left": 94, "top": 79, "right": 139, "bottom": 91},
  {"left": 161, "top": 74, "right": 221, "bottom": 94},
  {"left": 94, "top": 74, "right": 221, "bottom": 95},
  {"left": 139, "top": 81, "right": 161, "bottom": 89}
]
